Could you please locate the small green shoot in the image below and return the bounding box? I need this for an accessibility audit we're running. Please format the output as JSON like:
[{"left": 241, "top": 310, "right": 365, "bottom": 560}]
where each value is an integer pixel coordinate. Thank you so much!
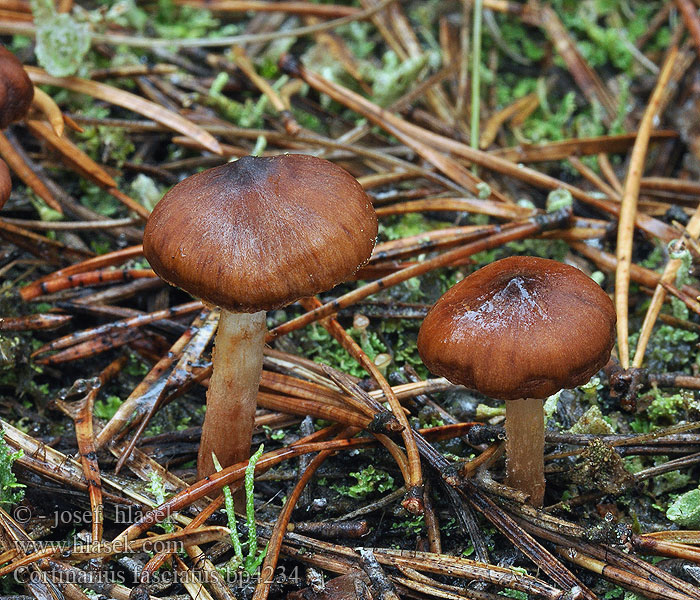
[
  {"left": 214, "top": 445, "right": 267, "bottom": 575},
  {"left": 332, "top": 465, "right": 394, "bottom": 499},
  {"left": 94, "top": 395, "right": 123, "bottom": 420},
  {"left": 0, "top": 432, "right": 24, "bottom": 506},
  {"left": 546, "top": 188, "right": 573, "bottom": 213},
  {"left": 146, "top": 472, "right": 174, "bottom": 533}
]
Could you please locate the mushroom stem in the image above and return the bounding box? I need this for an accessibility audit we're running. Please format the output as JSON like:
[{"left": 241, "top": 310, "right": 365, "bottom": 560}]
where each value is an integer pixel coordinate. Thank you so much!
[
  {"left": 505, "top": 397, "right": 545, "bottom": 507},
  {"left": 197, "top": 309, "right": 267, "bottom": 481}
]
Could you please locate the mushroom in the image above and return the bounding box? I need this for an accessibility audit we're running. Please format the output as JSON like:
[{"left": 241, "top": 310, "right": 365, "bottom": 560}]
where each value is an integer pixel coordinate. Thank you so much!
[
  {"left": 0, "top": 44, "right": 34, "bottom": 128},
  {"left": 143, "top": 154, "right": 378, "bottom": 479},
  {"left": 417, "top": 256, "right": 615, "bottom": 506}
]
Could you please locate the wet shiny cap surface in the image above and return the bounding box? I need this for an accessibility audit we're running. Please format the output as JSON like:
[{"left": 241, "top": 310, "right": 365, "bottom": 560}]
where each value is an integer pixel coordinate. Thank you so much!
[
  {"left": 143, "top": 154, "right": 378, "bottom": 312},
  {"left": 0, "top": 45, "right": 33, "bottom": 129},
  {"left": 417, "top": 256, "right": 616, "bottom": 400}
]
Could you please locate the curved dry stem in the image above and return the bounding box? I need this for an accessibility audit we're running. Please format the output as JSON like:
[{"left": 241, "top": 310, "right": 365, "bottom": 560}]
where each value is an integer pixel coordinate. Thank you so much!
[
  {"left": 505, "top": 397, "right": 545, "bottom": 507},
  {"left": 197, "top": 309, "right": 266, "bottom": 480},
  {"left": 615, "top": 46, "right": 678, "bottom": 367},
  {"left": 31, "top": 86, "right": 64, "bottom": 137}
]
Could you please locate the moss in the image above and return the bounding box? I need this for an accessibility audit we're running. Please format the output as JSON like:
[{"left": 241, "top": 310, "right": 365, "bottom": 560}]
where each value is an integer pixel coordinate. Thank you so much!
[
  {"left": 667, "top": 487, "right": 700, "bottom": 528},
  {"left": 646, "top": 389, "right": 691, "bottom": 424},
  {"left": 333, "top": 465, "right": 395, "bottom": 499},
  {"left": 94, "top": 395, "right": 122, "bottom": 420},
  {"left": 569, "top": 405, "right": 615, "bottom": 435},
  {"left": 571, "top": 439, "right": 634, "bottom": 494},
  {"left": 0, "top": 433, "right": 24, "bottom": 506}
]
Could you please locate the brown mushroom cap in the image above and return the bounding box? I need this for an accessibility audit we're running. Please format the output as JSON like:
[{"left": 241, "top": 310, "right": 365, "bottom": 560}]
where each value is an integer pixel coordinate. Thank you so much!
[
  {"left": 417, "top": 256, "right": 616, "bottom": 400},
  {"left": 143, "top": 154, "right": 378, "bottom": 312},
  {"left": 0, "top": 45, "right": 34, "bottom": 129}
]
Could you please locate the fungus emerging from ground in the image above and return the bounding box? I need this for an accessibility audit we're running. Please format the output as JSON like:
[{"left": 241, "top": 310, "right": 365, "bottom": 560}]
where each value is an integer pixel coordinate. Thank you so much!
[
  {"left": 0, "top": 44, "right": 34, "bottom": 128},
  {"left": 417, "top": 256, "right": 616, "bottom": 506},
  {"left": 143, "top": 154, "right": 377, "bottom": 479}
]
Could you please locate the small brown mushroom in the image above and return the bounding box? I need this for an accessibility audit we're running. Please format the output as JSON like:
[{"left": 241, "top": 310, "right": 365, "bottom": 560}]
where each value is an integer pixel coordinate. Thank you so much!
[
  {"left": 143, "top": 154, "right": 377, "bottom": 479},
  {"left": 417, "top": 256, "right": 616, "bottom": 506},
  {"left": 0, "top": 44, "right": 34, "bottom": 129}
]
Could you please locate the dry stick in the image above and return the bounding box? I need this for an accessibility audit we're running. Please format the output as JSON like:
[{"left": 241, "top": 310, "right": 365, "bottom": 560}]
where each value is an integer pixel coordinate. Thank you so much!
[
  {"left": 256, "top": 391, "right": 372, "bottom": 430},
  {"left": 299, "top": 297, "right": 423, "bottom": 513},
  {"left": 260, "top": 370, "right": 378, "bottom": 415},
  {"left": 269, "top": 209, "right": 570, "bottom": 339},
  {"left": 32, "top": 300, "right": 203, "bottom": 357},
  {"left": 675, "top": 0, "right": 700, "bottom": 53},
  {"left": 489, "top": 131, "right": 676, "bottom": 164},
  {"left": 19, "top": 269, "right": 156, "bottom": 297},
  {"left": 3, "top": 217, "right": 137, "bottom": 230},
  {"left": 597, "top": 154, "right": 624, "bottom": 195},
  {"left": 615, "top": 46, "right": 678, "bottom": 368},
  {"left": 31, "top": 86, "right": 64, "bottom": 137},
  {"left": 641, "top": 176, "right": 700, "bottom": 196},
  {"left": 26, "top": 119, "right": 118, "bottom": 188},
  {"left": 0, "top": 131, "right": 62, "bottom": 212},
  {"left": 375, "top": 197, "right": 531, "bottom": 220},
  {"left": 556, "top": 548, "right": 692, "bottom": 600},
  {"left": 422, "top": 481, "right": 441, "bottom": 554},
  {"left": 0, "top": 313, "right": 72, "bottom": 331},
  {"left": 176, "top": 0, "right": 360, "bottom": 18},
  {"left": 568, "top": 156, "right": 620, "bottom": 201},
  {"left": 644, "top": 530, "right": 700, "bottom": 544},
  {"left": 25, "top": 67, "right": 222, "bottom": 155},
  {"left": 632, "top": 535, "right": 700, "bottom": 562},
  {"left": 322, "top": 367, "right": 400, "bottom": 419},
  {"left": 280, "top": 55, "right": 677, "bottom": 242},
  {"left": 276, "top": 528, "right": 563, "bottom": 600},
  {"left": 20, "top": 245, "right": 144, "bottom": 301},
  {"left": 0, "top": 219, "right": 91, "bottom": 265},
  {"left": 36, "top": 328, "right": 146, "bottom": 365},
  {"left": 633, "top": 205, "right": 700, "bottom": 367},
  {"left": 53, "top": 382, "right": 104, "bottom": 543}
]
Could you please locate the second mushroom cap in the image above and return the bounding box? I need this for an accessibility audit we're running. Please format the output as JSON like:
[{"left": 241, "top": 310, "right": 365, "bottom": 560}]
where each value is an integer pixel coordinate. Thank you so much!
[{"left": 417, "top": 256, "right": 616, "bottom": 400}]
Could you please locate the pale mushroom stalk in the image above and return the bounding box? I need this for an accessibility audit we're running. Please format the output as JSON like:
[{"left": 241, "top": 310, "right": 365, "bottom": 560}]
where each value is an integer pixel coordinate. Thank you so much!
[
  {"left": 197, "top": 310, "right": 266, "bottom": 480},
  {"left": 505, "top": 397, "right": 545, "bottom": 506}
]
